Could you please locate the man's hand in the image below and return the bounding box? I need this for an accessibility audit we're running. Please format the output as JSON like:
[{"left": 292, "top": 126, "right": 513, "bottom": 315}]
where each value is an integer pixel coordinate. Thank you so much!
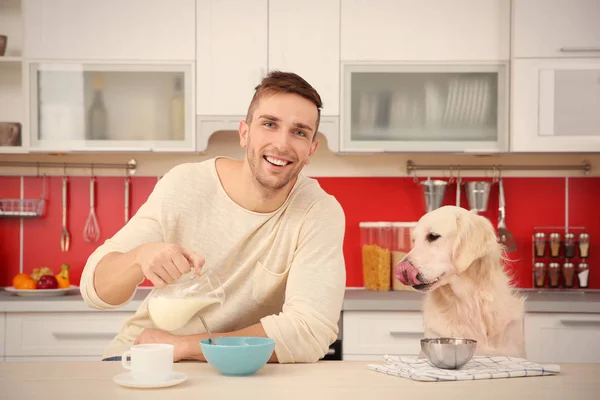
[
  {"left": 135, "top": 328, "right": 199, "bottom": 362},
  {"left": 134, "top": 243, "right": 205, "bottom": 289}
]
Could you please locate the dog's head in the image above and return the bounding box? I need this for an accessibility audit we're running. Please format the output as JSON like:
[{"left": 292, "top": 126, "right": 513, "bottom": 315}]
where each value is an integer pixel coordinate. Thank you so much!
[{"left": 394, "top": 205, "right": 502, "bottom": 292}]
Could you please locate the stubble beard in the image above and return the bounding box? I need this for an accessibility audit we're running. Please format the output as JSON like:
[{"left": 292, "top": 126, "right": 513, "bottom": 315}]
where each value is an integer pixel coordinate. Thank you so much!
[{"left": 247, "top": 143, "right": 299, "bottom": 193}]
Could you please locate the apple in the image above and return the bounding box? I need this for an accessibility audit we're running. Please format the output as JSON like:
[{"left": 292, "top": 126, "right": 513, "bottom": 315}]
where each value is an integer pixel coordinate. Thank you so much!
[{"left": 37, "top": 275, "right": 59, "bottom": 289}]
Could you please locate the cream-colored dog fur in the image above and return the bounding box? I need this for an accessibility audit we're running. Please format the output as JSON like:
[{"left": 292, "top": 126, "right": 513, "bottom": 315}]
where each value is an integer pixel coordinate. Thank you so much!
[{"left": 394, "top": 206, "right": 526, "bottom": 358}]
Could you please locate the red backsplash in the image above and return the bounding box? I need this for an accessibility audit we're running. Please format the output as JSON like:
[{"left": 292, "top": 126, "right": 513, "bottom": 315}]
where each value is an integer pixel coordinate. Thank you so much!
[{"left": 0, "top": 175, "right": 598, "bottom": 289}]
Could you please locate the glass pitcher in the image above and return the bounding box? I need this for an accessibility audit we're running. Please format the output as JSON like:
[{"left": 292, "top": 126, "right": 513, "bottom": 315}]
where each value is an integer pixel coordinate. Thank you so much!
[{"left": 147, "top": 268, "right": 225, "bottom": 332}]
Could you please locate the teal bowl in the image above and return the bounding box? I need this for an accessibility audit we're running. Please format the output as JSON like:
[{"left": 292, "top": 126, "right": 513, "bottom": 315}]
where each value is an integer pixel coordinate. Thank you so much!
[{"left": 200, "top": 336, "right": 276, "bottom": 376}]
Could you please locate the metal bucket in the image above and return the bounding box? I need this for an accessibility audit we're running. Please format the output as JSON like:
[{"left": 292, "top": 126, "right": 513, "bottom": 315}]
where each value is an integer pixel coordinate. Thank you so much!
[
  {"left": 420, "top": 179, "right": 448, "bottom": 212},
  {"left": 465, "top": 181, "right": 491, "bottom": 212}
]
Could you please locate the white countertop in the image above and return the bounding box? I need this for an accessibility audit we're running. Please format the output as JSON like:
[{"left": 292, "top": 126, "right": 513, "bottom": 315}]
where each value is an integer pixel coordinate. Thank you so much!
[
  {"left": 1, "top": 287, "right": 600, "bottom": 313},
  {"left": 0, "top": 360, "right": 597, "bottom": 400}
]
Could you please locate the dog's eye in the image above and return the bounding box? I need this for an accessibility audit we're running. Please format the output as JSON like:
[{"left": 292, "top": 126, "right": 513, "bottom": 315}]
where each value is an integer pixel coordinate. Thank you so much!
[{"left": 426, "top": 233, "right": 441, "bottom": 242}]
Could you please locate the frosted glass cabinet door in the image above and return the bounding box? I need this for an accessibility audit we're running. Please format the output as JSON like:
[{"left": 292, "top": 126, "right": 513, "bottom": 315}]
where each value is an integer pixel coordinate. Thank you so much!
[
  {"left": 340, "top": 64, "right": 508, "bottom": 152},
  {"left": 27, "top": 62, "right": 195, "bottom": 152}
]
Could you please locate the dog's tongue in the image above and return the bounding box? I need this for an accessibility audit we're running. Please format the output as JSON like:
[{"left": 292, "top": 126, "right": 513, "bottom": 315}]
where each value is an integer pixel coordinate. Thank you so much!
[{"left": 394, "top": 260, "right": 422, "bottom": 286}]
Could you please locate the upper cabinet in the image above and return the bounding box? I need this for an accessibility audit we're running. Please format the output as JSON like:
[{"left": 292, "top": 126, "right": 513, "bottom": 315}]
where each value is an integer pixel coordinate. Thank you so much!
[
  {"left": 196, "top": 0, "right": 267, "bottom": 117},
  {"left": 340, "top": 0, "right": 510, "bottom": 62},
  {"left": 512, "top": 0, "right": 600, "bottom": 58},
  {"left": 268, "top": 0, "right": 340, "bottom": 116},
  {"left": 23, "top": 0, "right": 195, "bottom": 61}
]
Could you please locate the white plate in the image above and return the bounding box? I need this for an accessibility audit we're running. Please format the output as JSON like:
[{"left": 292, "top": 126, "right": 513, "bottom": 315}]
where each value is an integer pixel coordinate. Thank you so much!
[
  {"left": 113, "top": 372, "right": 188, "bottom": 389},
  {"left": 4, "top": 285, "right": 79, "bottom": 297}
]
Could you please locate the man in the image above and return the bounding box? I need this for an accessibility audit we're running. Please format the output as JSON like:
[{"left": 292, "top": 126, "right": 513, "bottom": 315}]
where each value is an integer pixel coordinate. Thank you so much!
[{"left": 80, "top": 71, "right": 347, "bottom": 364}]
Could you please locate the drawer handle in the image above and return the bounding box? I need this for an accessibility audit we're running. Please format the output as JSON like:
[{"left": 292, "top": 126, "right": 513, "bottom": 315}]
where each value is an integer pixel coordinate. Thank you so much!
[
  {"left": 559, "top": 47, "right": 600, "bottom": 53},
  {"left": 559, "top": 319, "right": 600, "bottom": 327},
  {"left": 389, "top": 330, "right": 423, "bottom": 336},
  {"left": 52, "top": 332, "right": 117, "bottom": 340}
]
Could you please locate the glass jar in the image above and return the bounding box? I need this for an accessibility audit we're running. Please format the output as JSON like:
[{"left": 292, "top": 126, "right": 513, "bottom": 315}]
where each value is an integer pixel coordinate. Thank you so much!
[
  {"left": 549, "top": 233, "right": 561, "bottom": 258},
  {"left": 548, "top": 262, "right": 561, "bottom": 288},
  {"left": 577, "top": 262, "right": 589, "bottom": 289},
  {"left": 562, "top": 262, "right": 575, "bottom": 288},
  {"left": 533, "top": 232, "right": 547, "bottom": 258},
  {"left": 578, "top": 233, "right": 590, "bottom": 258},
  {"left": 533, "top": 262, "right": 546, "bottom": 288},
  {"left": 360, "top": 222, "right": 392, "bottom": 291},
  {"left": 390, "top": 222, "right": 417, "bottom": 291},
  {"left": 564, "top": 233, "right": 576, "bottom": 258},
  {"left": 147, "top": 269, "right": 225, "bottom": 332}
]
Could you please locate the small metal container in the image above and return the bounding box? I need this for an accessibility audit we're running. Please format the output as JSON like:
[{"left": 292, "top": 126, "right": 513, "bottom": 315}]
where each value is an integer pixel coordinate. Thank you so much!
[
  {"left": 420, "top": 338, "right": 477, "bottom": 369},
  {"left": 533, "top": 232, "right": 547, "bottom": 258}
]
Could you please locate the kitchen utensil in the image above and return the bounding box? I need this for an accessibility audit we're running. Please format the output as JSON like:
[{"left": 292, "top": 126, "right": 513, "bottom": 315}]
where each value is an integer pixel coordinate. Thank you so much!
[
  {"left": 124, "top": 176, "right": 130, "bottom": 223},
  {"left": 200, "top": 337, "right": 275, "bottom": 376},
  {"left": 199, "top": 315, "right": 216, "bottom": 345},
  {"left": 420, "top": 178, "right": 447, "bottom": 212},
  {"left": 455, "top": 173, "right": 462, "bottom": 207},
  {"left": 60, "top": 176, "right": 70, "bottom": 252},
  {"left": 497, "top": 178, "right": 517, "bottom": 251},
  {"left": 83, "top": 176, "right": 100, "bottom": 243},
  {"left": 465, "top": 181, "right": 491, "bottom": 212},
  {"left": 420, "top": 338, "right": 477, "bottom": 369}
]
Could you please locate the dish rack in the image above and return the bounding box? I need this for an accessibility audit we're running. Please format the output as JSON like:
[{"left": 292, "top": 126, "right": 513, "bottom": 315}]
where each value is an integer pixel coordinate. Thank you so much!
[{"left": 0, "top": 176, "right": 47, "bottom": 218}]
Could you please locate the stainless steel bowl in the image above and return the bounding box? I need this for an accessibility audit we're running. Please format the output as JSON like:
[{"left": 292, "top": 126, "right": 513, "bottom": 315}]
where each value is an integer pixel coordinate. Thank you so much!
[{"left": 421, "top": 338, "right": 477, "bottom": 369}]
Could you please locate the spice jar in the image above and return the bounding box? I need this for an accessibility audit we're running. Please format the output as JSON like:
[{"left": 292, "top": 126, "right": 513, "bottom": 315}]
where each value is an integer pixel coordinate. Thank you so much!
[
  {"left": 578, "top": 233, "right": 590, "bottom": 258},
  {"left": 548, "top": 262, "right": 561, "bottom": 288},
  {"left": 562, "top": 262, "right": 575, "bottom": 288},
  {"left": 360, "top": 222, "right": 392, "bottom": 291},
  {"left": 390, "top": 222, "right": 417, "bottom": 291},
  {"left": 533, "top": 262, "right": 546, "bottom": 288},
  {"left": 577, "top": 262, "right": 589, "bottom": 289},
  {"left": 564, "top": 233, "right": 576, "bottom": 258},
  {"left": 549, "top": 233, "right": 561, "bottom": 258},
  {"left": 533, "top": 232, "right": 547, "bottom": 258}
]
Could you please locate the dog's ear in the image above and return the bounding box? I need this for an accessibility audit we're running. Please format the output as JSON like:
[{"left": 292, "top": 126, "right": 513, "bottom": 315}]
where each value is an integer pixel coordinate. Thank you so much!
[{"left": 452, "top": 211, "right": 498, "bottom": 272}]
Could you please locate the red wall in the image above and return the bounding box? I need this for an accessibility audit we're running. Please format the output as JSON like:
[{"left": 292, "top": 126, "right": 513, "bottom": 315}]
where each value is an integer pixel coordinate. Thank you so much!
[{"left": 1, "top": 175, "right": 598, "bottom": 289}]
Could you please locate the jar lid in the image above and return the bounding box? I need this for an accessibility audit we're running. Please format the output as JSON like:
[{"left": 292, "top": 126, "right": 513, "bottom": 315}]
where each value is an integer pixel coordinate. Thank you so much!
[
  {"left": 549, "top": 263, "right": 560, "bottom": 268},
  {"left": 534, "top": 262, "right": 546, "bottom": 268},
  {"left": 390, "top": 222, "right": 418, "bottom": 228},
  {"left": 359, "top": 222, "right": 393, "bottom": 228},
  {"left": 578, "top": 262, "right": 589, "bottom": 269},
  {"left": 565, "top": 233, "right": 575, "bottom": 239},
  {"left": 534, "top": 232, "right": 546, "bottom": 238},
  {"left": 563, "top": 262, "right": 574, "bottom": 268},
  {"left": 579, "top": 233, "right": 589, "bottom": 240},
  {"left": 549, "top": 233, "right": 561, "bottom": 239}
]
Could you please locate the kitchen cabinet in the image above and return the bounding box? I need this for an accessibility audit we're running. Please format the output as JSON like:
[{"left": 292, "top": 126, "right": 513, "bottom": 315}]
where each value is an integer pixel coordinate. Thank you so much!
[
  {"left": 339, "top": 63, "right": 509, "bottom": 152},
  {"left": 510, "top": 58, "right": 600, "bottom": 152},
  {"left": 524, "top": 312, "right": 600, "bottom": 363},
  {"left": 4, "top": 311, "right": 133, "bottom": 360},
  {"left": 342, "top": 310, "right": 424, "bottom": 361},
  {"left": 25, "top": 61, "right": 195, "bottom": 152},
  {"left": 22, "top": 0, "right": 195, "bottom": 61},
  {"left": 512, "top": 0, "right": 600, "bottom": 59},
  {"left": 340, "top": 0, "right": 510, "bottom": 62},
  {"left": 268, "top": 0, "right": 340, "bottom": 117}
]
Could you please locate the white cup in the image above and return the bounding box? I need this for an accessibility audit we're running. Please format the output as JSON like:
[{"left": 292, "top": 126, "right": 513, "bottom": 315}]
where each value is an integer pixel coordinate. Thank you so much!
[{"left": 121, "top": 344, "right": 174, "bottom": 383}]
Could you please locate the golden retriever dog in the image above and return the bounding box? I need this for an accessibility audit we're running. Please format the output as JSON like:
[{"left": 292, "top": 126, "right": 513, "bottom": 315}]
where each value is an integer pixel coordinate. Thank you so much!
[{"left": 394, "top": 206, "right": 526, "bottom": 358}]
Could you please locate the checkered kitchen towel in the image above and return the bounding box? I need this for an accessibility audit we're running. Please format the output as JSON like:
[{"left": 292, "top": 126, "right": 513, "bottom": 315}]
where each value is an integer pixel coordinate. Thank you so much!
[{"left": 367, "top": 355, "right": 561, "bottom": 382}]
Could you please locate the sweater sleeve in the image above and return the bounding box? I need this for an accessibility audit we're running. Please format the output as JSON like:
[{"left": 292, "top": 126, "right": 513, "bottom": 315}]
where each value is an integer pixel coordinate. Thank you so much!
[
  {"left": 260, "top": 195, "right": 346, "bottom": 363},
  {"left": 80, "top": 165, "right": 186, "bottom": 310}
]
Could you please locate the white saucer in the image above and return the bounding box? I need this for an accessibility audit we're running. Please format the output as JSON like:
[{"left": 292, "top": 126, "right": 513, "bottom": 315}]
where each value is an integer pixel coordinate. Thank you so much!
[{"left": 113, "top": 372, "right": 188, "bottom": 389}]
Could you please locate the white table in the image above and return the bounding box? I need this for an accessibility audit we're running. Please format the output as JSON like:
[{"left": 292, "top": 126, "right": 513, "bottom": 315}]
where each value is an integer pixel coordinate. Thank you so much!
[{"left": 0, "top": 361, "right": 598, "bottom": 400}]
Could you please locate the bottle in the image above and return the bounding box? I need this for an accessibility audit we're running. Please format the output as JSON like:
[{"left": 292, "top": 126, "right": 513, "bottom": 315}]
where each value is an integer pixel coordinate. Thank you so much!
[
  {"left": 88, "top": 74, "right": 107, "bottom": 140},
  {"left": 170, "top": 76, "right": 185, "bottom": 140}
]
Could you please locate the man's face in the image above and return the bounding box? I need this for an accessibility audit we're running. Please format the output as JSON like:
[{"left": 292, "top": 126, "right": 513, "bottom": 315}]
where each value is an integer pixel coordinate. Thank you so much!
[{"left": 240, "top": 92, "right": 319, "bottom": 191}]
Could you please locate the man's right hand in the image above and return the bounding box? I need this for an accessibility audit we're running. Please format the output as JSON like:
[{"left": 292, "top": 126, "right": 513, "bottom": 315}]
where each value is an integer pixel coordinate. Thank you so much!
[{"left": 135, "top": 243, "right": 205, "bottom": 288}]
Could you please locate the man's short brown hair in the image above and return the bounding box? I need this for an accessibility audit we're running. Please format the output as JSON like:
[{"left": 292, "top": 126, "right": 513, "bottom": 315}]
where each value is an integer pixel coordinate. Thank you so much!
[{"left": 245, "top": 71, "right": 322, "bottom": 139}]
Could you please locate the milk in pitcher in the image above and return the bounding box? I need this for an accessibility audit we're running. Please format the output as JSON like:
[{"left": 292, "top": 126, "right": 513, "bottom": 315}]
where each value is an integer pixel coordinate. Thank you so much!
[{"left": 148, "top": 296, "right": 220, "bottom": 331}]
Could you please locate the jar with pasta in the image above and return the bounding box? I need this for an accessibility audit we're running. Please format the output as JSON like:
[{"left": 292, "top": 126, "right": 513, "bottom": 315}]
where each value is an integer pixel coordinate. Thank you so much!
[
  {"left": 390, "top": 222, "right": 417, "bottom": 291},
  {"left": 359, "top": 222, "right": 393, "bottom": 291}
]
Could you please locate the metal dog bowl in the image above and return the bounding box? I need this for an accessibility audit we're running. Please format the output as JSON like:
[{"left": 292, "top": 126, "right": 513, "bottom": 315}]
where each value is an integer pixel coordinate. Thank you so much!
[{"left": 421, "top": 338, "right": 477, "bottom": 369}]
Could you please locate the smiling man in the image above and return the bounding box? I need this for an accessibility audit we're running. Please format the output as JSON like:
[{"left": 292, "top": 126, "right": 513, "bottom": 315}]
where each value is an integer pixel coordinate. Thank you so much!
[{"left": 80, "top": 71, "right": 347, "bottom": 364}]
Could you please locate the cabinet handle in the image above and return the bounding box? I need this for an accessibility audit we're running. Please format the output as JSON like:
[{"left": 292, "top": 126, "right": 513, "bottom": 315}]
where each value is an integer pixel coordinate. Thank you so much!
[
  {"left": 52, "top": 332, "right": 117, "bottom": 340},
  {"left": 559, "top": 47, "right": 600, "bottom": 53},
  {"left": 559, "top": 319, "right": 600, "bottom": 327},
  {"left": 389, "top": 330, "right": 423, "bottom": 336}
]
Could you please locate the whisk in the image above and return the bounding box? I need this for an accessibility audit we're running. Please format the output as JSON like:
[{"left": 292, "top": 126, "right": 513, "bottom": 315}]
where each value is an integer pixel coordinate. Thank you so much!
[{"left": 83, "top": 176, "right": 101, "bottom": 243}]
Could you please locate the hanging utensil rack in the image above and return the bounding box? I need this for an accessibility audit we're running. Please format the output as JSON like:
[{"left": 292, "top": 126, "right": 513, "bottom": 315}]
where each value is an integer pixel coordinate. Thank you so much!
[
  {"left": 0, "top": 159, "right": 136, "bottom": 219},
  {"left": 406, "top": 160, "right": 592, "bottom": 176}
]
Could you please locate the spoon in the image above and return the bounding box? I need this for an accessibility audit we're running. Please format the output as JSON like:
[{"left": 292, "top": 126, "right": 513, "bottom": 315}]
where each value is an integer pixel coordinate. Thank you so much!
[{"left": 199, "top": 315, "right": 216, "bottom": 345}]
